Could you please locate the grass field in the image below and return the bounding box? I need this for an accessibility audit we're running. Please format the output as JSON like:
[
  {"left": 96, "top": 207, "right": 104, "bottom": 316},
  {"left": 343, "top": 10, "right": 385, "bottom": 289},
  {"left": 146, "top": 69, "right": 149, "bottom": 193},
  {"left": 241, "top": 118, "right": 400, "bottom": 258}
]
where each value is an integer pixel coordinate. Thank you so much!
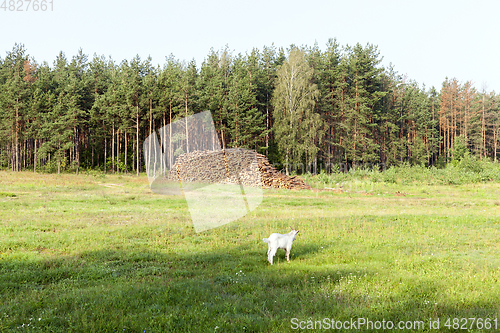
[{"left": 1, "top": 171, "right": 500, "bottom": 332}]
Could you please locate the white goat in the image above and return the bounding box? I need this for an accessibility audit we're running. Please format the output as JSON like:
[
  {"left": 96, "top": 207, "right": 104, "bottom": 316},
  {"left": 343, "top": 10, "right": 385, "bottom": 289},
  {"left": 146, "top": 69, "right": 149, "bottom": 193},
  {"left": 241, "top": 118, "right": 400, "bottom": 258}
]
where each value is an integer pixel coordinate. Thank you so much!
[{"left": 262, "top": 227, "right": 299, "bottom": 265}]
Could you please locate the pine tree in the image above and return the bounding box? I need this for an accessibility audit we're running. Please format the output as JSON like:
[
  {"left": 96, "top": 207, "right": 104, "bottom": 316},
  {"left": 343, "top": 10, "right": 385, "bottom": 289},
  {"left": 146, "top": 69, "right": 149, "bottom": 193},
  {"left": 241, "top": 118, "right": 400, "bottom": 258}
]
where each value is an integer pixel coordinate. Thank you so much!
[
  {"left": 35, "top": 52, "right": 72, "bottom": 173},
  {"left": 179, "top": 59, "right": 198, "bottom": 153},
  {"left": 88, "top": 54, "right": 113, "bottom": 170},
  {"left": 157, "top": 55, "right": 182, "bottom": 169},
  {"left": 29, "top": 62, "right": 53, "bottom": 171},
  {"left": 259, "top": 45, "right": 281, "bottom": 157},
  {"left": 67, "top": 49, "right": 90, "bottom": 174},
  {"left": 306, "top": 39, "right": 341, "bottom": 171},
  {"left": 0, "top": 44, "right": 31, "bottom": 171},
  {"left": 378, "top": 64, "right": 402, "bottom": 166},
  {"left": 143, "top": 57, "right": 158, "bottom": 175},
  {"left": 198, "top": 49, "right": 229, "bottom": 147},
  {"left": 226, "top": 54, "right": 265, "bottom": 149},
  {"left": 341, "top": 43, "right": 386, "bottom": 164},
  {"left": 487, "top": 93, "right": 500, "bottom": 161},
  {"left": 121, "top": 56, "right": 146, "bottom": 175}
]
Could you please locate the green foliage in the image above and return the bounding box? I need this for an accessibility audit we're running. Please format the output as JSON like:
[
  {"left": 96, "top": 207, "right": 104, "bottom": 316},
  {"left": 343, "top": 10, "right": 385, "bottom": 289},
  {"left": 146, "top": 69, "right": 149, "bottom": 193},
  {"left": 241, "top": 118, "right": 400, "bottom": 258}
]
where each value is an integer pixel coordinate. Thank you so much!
[
  {"left": 306, "top": 159, "right": 500, "bottom": 187},
  {"left": 84, "top": 168, "right": 105, "bottom": 178},
  {"left": 226, "top": 53, "right": 266, "bottom": 149},
  {"left": 106, "top": 154, "right": 130, "bottom": 173},
  {"left": 0, "top": 42, "right": 499, "bottom": 173},
  {"left": 450, "top": 136, "right": 469, "bottom": 164}
]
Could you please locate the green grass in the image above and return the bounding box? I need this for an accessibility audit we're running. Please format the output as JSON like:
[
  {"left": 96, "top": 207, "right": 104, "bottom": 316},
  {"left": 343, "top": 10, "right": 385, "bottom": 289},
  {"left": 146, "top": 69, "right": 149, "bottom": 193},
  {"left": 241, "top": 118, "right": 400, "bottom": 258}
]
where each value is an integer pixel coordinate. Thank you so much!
[{"left": 1, "top": 171, "right": 500, "bottom": 332}]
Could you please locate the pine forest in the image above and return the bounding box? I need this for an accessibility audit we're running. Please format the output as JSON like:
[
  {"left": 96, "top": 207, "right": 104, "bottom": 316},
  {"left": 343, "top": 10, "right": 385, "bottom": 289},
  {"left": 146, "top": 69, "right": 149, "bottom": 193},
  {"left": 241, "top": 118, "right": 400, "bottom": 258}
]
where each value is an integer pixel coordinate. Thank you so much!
[{"left": 1, "top": 40, "right": 499, "bottom": 175}]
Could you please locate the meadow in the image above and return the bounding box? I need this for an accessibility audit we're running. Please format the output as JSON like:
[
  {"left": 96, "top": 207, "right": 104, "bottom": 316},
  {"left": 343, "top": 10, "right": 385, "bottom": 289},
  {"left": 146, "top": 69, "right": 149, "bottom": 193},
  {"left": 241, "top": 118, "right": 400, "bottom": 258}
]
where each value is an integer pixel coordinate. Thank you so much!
[{"left": 1, "top": 170, "right": 500, "bottom": 332}]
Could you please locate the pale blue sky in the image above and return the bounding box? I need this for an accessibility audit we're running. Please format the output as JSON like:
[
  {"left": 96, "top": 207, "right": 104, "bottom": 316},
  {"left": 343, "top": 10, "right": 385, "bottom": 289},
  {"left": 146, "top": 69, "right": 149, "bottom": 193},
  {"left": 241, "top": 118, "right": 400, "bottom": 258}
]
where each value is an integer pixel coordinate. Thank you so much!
[{"left": 1, "top": 0, "right": 499, "bottom": 92}]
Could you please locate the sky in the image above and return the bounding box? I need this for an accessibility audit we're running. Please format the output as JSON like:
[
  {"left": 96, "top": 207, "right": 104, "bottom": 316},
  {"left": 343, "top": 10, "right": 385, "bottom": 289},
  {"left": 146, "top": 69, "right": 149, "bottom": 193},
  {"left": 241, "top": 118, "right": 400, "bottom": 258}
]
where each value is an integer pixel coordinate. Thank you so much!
[{"left": 1, "top": 0, "right": 499, "bottom": 92}]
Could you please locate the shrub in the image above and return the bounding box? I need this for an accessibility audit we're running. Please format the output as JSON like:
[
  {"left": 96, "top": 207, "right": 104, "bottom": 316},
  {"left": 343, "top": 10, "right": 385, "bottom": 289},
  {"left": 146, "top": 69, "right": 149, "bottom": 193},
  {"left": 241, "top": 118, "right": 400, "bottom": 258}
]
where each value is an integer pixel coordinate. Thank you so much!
[{"left": 309, "top": 159, "right": 500, "bottom": 187}]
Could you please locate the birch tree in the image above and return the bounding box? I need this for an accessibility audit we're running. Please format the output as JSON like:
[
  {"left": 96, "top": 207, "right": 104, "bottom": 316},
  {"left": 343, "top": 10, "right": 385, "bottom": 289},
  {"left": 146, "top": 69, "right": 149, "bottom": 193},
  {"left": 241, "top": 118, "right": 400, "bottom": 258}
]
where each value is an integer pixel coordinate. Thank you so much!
[{"left": 272, "top": 47, "right": 321, "bottom": 174}]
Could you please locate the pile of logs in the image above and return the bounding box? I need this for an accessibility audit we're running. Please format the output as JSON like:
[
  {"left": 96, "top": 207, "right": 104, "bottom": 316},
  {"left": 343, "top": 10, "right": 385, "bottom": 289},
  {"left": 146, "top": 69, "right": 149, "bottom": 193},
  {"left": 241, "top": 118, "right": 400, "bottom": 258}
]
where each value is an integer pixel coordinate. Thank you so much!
[
  {"left": 254, "top": 154, "right": 312, "bottom": 190},
  {"left": 166, "top": 148, "right": 311, "bottom": 190}
]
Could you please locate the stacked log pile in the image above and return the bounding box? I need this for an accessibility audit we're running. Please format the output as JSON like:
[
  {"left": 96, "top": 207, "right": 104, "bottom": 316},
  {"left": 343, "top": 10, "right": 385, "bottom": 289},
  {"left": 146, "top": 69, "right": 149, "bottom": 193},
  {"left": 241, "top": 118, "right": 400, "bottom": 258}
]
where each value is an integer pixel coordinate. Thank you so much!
[
  {"left": 166, "top": 149, "right": 311, "bottom": 190},
  {"left": 254, "top": 154, "right": 311, "bottom": 190}
]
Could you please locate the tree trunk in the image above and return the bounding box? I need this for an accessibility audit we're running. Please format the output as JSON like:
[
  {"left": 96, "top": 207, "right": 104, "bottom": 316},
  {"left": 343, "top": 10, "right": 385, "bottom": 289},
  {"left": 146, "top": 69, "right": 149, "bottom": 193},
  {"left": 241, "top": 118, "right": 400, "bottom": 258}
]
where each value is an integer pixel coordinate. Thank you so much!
[
  {"left": 15, "top": 97, "right": 19, "bottom": 172},
  {"left": 266, "top": 93, "right": 269, "bottom": 157},
  {"left": 136, "top": 102, "right": 140, "bottom": 176},
  {"left": 117, "top": 129, "right": 120, "bottom": 174},
  {"left": 57, "top": 142, "right": 61, "bottom": 174},
  {"left": 103, "top": 120, "right": 107, "bottom": 174},
  {"left": 185, "top": 94, "right": 189, "bottom": 154},
  {"left": 494, "top": 128, "right": 497, "bottom": 162},
  {"left": 148, "top": 96, "right": 153, "bottom": 178},
  {"left": 482, "top": 94, "right": 486, "bottom": 159},
  {"left": 75, "top": 126, "right": 79, "bottom": 175},
  {"left": 124, "top": 130, "right": 128, "bottom": 174},
  {"left": 112, "top": 117, "right": 115, "bottom": 173},
  {"left": 162, "top": 110, "right": 166, "bottom": 176},
  {"left": 169, "top": 101, "right": 173, "bottom": 169},
  {"left": 132, "top": 140, "right": 135, "bottom": 172},
  {"left": 33, "top": 139, "right": 37, "bottom": 172}
]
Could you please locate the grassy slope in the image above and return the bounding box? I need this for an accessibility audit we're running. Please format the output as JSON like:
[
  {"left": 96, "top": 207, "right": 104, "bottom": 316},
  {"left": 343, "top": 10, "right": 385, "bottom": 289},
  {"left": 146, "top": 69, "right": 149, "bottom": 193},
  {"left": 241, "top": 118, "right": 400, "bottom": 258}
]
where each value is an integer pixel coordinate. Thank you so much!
[{"left": 1, "top": 171, "right": 500, "bottom": 332}]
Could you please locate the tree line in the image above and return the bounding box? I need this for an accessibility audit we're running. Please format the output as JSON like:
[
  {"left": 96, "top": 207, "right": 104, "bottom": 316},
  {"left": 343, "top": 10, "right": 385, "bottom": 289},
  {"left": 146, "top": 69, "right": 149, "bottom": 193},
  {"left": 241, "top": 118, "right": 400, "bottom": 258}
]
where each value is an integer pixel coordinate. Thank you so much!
[{"left": 0, "top": 40, "right": 499, "bottom": 175}]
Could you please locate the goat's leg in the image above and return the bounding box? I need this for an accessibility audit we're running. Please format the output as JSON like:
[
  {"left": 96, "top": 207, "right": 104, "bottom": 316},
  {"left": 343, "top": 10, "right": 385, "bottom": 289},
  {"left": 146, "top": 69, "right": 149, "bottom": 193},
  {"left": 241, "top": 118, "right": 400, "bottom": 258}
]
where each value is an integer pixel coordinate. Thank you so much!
[
  {"left": 286, "top": 250, "right": 290, "bottom": 263},
  {"left": 268, "top": 248, "right": 277, "bottom": 265},
  {"left": 268, "top": 252, "right": 273, "bottom": 265}
]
